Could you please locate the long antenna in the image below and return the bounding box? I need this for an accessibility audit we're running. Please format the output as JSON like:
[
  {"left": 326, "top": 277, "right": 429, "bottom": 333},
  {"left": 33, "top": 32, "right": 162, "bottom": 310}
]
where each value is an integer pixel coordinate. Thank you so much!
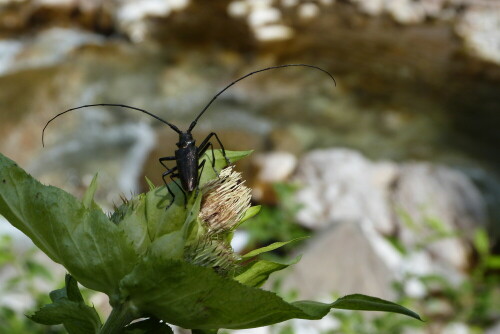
[
  {"left": 42, "top": 103, "right": 182, "bottom": 147},
  {"left": 188, "top": 64, "right": 336, "bottom": 132}
]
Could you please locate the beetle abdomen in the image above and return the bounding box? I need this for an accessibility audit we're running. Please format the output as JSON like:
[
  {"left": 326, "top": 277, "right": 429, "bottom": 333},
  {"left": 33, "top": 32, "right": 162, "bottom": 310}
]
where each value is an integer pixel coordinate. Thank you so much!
[{"left": 176, "top": 147, "right": 198, "bottom": 192}]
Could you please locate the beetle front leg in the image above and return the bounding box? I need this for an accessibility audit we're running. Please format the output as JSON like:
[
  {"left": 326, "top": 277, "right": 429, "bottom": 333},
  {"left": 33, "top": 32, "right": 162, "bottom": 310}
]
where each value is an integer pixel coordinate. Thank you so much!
[
  {"left": 197, "top": 132, "right": 230, "bottom": 166},
  {"left": 198, "top": 141, "right": 219, "bottom": 175},
  {"left": 168, "top": 174, "right": 187, "bottom": 208}
]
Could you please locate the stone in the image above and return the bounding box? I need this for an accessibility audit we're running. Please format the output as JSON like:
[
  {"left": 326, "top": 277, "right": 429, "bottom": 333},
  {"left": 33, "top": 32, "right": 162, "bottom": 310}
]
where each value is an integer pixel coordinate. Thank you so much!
[
  {"left": 279, "top": 219, "right": 464, "bottom": 316},
  {"left": 456, "top": 5, "right": 500, "bottom": 65},
  {"left": 442, "top": 322, "right": 470, "bottom": 334},
  {"left": 31, "top": 116, "right": 157, "bottom": 207},
  {"left": 293, "top": 148, "right": 488, "bottom": 272},
  {"left": 251, "top": 151, "right": 297, "bottom": 202},
  {"left": 392, "top": 163, "right": 487, "bottom": 271},
  {"left": 294, "top": 149, "right": 399, "bottom": 235},
  {"left": 253, "top": 151, "right": 297, "bottom": 182},
  {"left": 0, "top": 27, "right": 103, "bottom": 76},
  {"left": 486, "top": 321, "right": 500, "bottom": 334},
  {"left": 281, "top": 220, "right": 399, "bottom": 300}
]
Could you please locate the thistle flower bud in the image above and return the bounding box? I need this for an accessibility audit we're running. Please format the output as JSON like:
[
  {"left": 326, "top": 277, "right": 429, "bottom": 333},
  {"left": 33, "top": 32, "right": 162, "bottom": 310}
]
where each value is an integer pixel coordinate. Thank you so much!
[
  {"left": 199, "top": 166, "right": 252, "bottom": 235},
  {"left": 184, "top": 166, "right": 251, "bottom": 274}
]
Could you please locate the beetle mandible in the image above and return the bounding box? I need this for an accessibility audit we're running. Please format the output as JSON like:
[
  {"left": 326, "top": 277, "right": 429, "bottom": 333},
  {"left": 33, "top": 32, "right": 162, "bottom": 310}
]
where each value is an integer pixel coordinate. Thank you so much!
[{"left": 42, "top": 64, "right": 336, "bottom": 209}]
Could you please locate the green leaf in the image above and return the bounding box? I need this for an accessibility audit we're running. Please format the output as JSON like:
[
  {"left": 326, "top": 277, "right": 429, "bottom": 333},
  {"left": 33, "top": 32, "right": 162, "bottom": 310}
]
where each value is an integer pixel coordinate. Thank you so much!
[
  {"left": 198, "top": 150, "right": 253, "bottom": 187},
  {"left": 241, "top": 237, "right": 309, "bottom": 259},
  {"left": 148, "top": 231, "right": 185, "bottom": 260},
  {"left": 0, "top": 153, "right": 137, "bottom": 295},
  {"left": 64, "top": 274, "right": 85, "bottom": 303},
  {"left": 120, "top": 257, "right": 421, "bottom": 330},
  {"left": 114, "top": 187, "right": 191, "bottom": 258},
  {"left": 487, "top": 256, "right": 500, "bottom": 269},
  {"left": 474, "top": 229, "right": 489, "bottom": 256},
  {"left": 294, "top": 294, "right": 422, "bottom": 321},
  {"left": 423, "top": 216, "right": 449, "bottom": 235},
  {"left": 117, "top": 194, "right": 152, "bottom": 256},
  {"left": 82, "top": 174, "right": 98, "bottom": 209},
  {"left": 124, "top": 317, "right": 173, "bottom": 334},
  {"left": 145, "top": 185, "right": 186, "bottom": 240},
  {"left": 235, "top": 206, "right": 261, "bottom": 228},
  {"left": 182, "top": 194, "right": 203, "bottom": 242},
  {"left": 29, "top": 274, "right": 102, "bottom": 334},
  {"left": 235, "top": 256, "right": 300, "bottom": 288},
  {"left": 120, "top": 257, "right": 302, "bottom": 330},
  {"left": 144, "top": 177, "right": 156, "bottom": 191}
]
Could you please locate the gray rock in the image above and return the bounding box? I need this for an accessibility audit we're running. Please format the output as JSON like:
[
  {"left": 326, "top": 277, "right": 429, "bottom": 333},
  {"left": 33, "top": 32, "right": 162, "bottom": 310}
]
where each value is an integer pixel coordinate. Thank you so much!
[
  {"left": 392, "top": 163, "right": 487, "bottom": 271},
  {"left": 0, "top": 28, "right": 104, "bottom": 76},
  {"left": 32, "top": 118, "right": 156, "bottom": 207},
  {"left": 253, "top": 152, "right": 297, "bottom": 183},
  {"left": 251, "top": 152, "right": 297, "bottom": 202},
  {"left": 294, "top": 148, "right": 488, "bottom": 272},
  {"left": 281, "top": 220, "right": 399, "bottom": 300},
  {"left": 486, "top": 321, "right": 500, "bottom": 334},
  {"left": 279, "top": 219, "right": 464, "bottom": 306},
  {"left": 456, "top": 5, "right": 500, "bottom": 65},
  {"left": 294, "top": 149, "right": 399, "bottom": 235},
  {"left": 442, "top": 322, "right": 471, "bottom": 334}
]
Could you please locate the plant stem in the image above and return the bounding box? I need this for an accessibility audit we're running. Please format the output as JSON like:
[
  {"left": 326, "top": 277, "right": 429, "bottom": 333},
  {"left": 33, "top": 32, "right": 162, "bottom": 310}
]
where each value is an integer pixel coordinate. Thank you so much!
[{"left": 100, "top": 302, "right": 135, "bottom": 334}]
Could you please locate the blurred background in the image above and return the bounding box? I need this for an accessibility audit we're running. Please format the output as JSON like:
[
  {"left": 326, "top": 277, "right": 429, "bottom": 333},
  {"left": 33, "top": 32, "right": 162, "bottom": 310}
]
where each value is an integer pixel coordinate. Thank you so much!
[{"left": 1, "top": 0, "right": 500, "bottom": 333}]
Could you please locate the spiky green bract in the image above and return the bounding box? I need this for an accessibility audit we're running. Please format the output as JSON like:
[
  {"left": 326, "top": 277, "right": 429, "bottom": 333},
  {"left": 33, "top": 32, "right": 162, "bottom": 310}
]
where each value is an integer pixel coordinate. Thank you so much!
[
  {"left": 29, "top": 274, "right": 102, "bottom": 334},
  {"left": 0, "top": 153, "right": 137, "bottom": 297},
  {"left": 184, "top": 237, "right": 238, "bottom": 274},
  {"left": 113, "top": 150, "right": 255, "bottom": 255}
]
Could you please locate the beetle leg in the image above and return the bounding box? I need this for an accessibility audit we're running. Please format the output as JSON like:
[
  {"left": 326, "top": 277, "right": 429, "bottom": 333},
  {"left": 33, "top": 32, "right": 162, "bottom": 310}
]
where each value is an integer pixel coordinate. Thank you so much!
[
  {"left": 195, "top": 159, "right": 207, "bottom": 198},
  {"left": 162, "top": 167, "right": 178, "bottom": 210},
  {"left": 159, "top": 157, "right": 187, "bottom": 209},
  {"left": 198, "top": 159, "right": 207, "bottom": 179},
  {"left": 197, "top": 132, "right": 230, "bottom": 166},
  {"left": 159, "top": 156, "right": 176, "bottom": 170},
  {"left": 162, "top": 168, "right": 176, "bottom": 210},
  {"left": 169, "top": 174, "right": 187, "bottom": 208},
  {"left": 198, "top": 141, "right": 219, "bottom": 175}
]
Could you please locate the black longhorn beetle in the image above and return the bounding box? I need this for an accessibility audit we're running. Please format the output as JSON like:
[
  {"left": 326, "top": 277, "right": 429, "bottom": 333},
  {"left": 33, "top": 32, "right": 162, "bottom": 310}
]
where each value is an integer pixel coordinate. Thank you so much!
[{"left": 42, "top": 64, "right": 336, "bottom": 209}]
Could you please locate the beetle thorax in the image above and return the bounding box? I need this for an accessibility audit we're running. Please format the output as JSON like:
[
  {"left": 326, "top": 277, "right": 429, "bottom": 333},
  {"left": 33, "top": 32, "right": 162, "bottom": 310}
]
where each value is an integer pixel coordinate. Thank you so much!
[{"left": 177, "top": 132, "right": 195, "bottom": 148}]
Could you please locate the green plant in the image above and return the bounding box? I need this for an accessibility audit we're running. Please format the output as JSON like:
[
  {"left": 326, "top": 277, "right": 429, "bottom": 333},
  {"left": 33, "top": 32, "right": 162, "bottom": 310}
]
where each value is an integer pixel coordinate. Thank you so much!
[
  {"left": 390, "top": 214, "right": 500, "bottom": 333},
  {"left": 315, "top": 227, "right": 499, "bottom": 334},
  {"left": 242, "top": 182, "right": 310, "bottom": 258},
  {"left": 0, "top": 235, "right": 65, "bottom": 334},
  {"left": 418, "top": 228, "right": 500, "bottom": 328},
  {"left": 0, "top": 150, "right": 421, "bottom": 333}
]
